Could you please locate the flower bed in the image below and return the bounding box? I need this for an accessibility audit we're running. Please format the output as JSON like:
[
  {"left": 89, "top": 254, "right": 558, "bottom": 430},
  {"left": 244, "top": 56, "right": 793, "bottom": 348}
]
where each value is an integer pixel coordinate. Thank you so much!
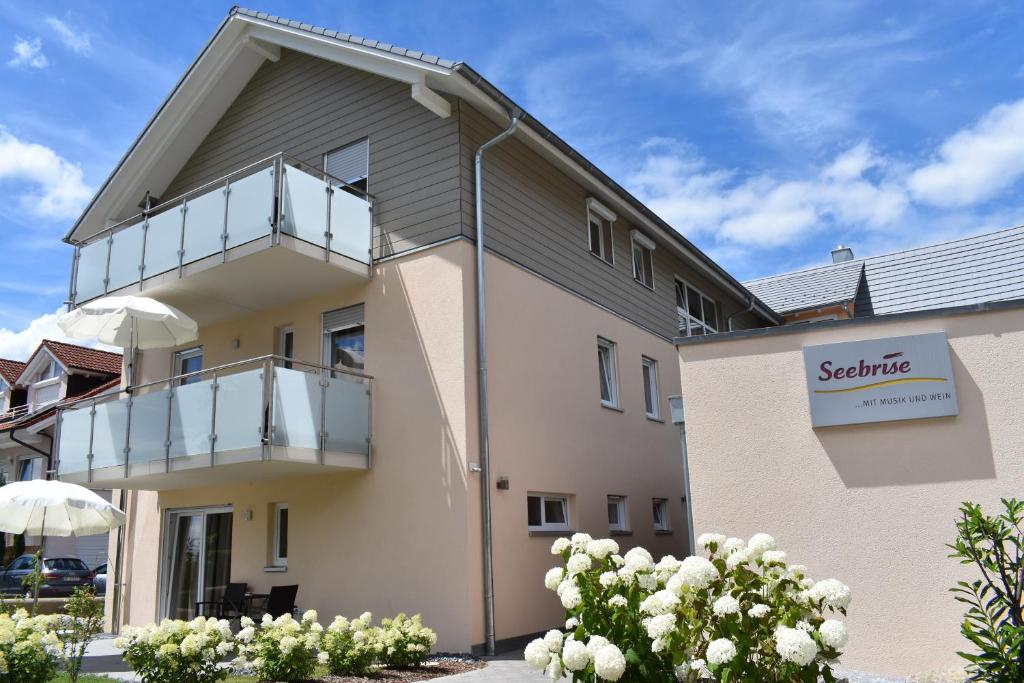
[{"left": 526, "top": 532, "right": 852, "bottom": 681}]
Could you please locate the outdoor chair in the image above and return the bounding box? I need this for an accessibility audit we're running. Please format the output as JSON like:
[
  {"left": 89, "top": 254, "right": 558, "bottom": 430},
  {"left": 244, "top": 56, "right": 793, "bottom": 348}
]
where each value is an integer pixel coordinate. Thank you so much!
[
  {"left": 195, "top": 582, "right": 248, "bottom": 621},
  {"left": 249, "top": 584, "right": 299, "bottom": 620}
]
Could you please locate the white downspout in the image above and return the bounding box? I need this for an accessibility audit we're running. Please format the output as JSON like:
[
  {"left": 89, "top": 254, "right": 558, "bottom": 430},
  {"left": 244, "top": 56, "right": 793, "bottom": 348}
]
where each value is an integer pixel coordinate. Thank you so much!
[{"left": 475, "top": 110, "right": 520, "bottom": 657}]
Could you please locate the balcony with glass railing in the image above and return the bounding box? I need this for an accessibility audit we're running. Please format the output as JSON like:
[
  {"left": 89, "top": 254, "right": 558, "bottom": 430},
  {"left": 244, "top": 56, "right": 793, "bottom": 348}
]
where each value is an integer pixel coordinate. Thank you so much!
[
  {"left": 55, "top": 355, "right": 372, "bottom": 490},
  {"left": 68, "top": 154, "right": 373, "bottom": 325}
]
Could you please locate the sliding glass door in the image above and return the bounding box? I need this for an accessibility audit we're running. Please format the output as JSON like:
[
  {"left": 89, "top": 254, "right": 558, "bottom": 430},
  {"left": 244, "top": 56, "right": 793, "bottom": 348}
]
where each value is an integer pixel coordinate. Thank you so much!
[{"left": 161, "top": 506, "right": 233, "bottom": 620}]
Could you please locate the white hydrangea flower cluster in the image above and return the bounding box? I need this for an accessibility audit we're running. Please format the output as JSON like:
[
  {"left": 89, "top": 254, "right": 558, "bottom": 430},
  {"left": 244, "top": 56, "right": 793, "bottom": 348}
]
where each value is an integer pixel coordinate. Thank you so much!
[
  {"left": 116, "top": 615, "right": 235, "bottom": 683},
  {"left": 538, "top": 532, "right": 852, "bottom": 681},
  {"left": 0, "top": 609, "right": 60, "bottom": 679},
  {"left": 234, "top": 611, "right": 323, "bottom": 682}
]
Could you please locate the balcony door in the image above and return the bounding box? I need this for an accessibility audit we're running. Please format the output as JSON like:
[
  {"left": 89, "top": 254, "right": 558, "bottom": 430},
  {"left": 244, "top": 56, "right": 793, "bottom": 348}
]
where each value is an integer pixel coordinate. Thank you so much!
[{"left": 160, "top": 506, "right": 232, "bottom": 620}]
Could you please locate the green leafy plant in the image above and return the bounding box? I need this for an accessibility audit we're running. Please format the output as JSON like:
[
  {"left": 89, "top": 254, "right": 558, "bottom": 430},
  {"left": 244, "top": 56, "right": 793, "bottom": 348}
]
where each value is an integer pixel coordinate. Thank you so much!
[
  {"left": 55, "top": 586, "right": 105, "bottom": 683},
  {"left": 0, "top": 608, "right": 60, "bottom": 683},
  {"left": 234, "top": 611, "right": 322, "bottom": 682},
  {"left": 948, "top": 498, "right": 1024, "bottom": 682},
  {"left": 378, "top": 613, "right": 436, "bottom": 668},
  {"left": 115, "top": 616, "right": 234, "bottom": 683},
  {"left": 526, "top": 532, "right": 851, "bottom": 682},
  {"left": 320, "top": 612, "right": 381, "bottom": 676}
]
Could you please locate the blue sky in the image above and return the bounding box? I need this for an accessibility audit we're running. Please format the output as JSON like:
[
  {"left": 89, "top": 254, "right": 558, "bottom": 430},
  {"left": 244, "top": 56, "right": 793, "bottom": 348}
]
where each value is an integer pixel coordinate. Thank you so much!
[{"left": 1, "top": 0, "right": 1023, "bottom": 356}]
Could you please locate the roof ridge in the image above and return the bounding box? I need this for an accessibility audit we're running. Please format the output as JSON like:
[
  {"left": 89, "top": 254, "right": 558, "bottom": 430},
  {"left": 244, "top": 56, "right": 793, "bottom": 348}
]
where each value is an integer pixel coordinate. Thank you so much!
[{"left": 41, "top": 339, "right": 123, "bottom": 356}]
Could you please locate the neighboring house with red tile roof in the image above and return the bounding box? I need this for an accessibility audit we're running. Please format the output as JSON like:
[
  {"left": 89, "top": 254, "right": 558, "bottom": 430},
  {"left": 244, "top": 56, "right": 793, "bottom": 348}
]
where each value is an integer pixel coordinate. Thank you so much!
[{"left": 1, "top": 341, "right": 121, "bottom": 567}]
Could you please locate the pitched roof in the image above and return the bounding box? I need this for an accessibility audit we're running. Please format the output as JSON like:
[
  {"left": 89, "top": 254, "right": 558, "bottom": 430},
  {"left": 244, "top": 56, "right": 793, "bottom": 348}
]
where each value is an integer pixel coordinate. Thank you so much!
[
  {"left": 743, "top": 260, "right": 864, "bottom": 315},
  {"left": 0, "top": 376, "right": 122, "bottom": 431},
  {"left": 0, "top": 359, "right": 27, "bottom": 385},
  {"left": 18, "top": 340, "right": 123, "bottom": 382},
  {"left": 744, "top": 224, "right": 1024, "bottom": 316}
]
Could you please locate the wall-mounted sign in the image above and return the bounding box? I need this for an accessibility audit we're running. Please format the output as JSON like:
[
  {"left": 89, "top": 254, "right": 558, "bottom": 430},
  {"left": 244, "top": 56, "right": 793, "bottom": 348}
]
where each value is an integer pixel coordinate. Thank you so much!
[{"left": 802, "top": 332, "right": 958, "bottom": 427}]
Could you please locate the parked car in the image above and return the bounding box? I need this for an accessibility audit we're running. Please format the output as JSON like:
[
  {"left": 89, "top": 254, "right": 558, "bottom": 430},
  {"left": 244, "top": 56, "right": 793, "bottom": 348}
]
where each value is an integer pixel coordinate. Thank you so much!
[
  {"left": 0, "top": 555, "right": 95, "bottom": 597},
  {"left": 93, "top": 564, "right": 107, "bottom": 595}
]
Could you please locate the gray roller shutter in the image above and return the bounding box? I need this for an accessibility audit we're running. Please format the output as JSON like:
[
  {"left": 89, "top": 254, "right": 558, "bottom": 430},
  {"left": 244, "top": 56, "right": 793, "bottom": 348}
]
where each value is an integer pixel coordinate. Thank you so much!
[
  {"left": 325, "top": 139, "right": 369, "bottom": 185},
  {"left": 322, "top": 303, "right": 364, "bottom": 332}
]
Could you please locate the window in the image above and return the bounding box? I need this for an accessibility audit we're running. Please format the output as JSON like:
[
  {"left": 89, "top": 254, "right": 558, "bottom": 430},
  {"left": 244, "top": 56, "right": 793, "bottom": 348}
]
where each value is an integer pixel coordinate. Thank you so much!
[
  {"left": 653, "top": 498, "right": 671, "bottom": 532},
  {"left": 631, "top": 230, "right": 656, "bottom": 289},
  {"left": 278, "top": 327, "right": 294, "bottom": 370},
  {"left": 17, "top": 458, "right": 33, "bottom": 481},
  {"left": 607, "top": 495, "right": 628, "bottom": 533},
  {"left": 323, "top": 305, "right": 365, "bottom": 373},
  {"left": 37, "top": 359, "right": 60, "bottom": 382},
  {"left": 641, "top": 357, "right": 660, "bottom": 419},
  {"left": 586, "top": 198, "right": 616, "bottom": 265},
  {"left": 527, "top": 494, "right": 570, "bottom": 532},
  {"left": 173, "top": 347, "right": 203, "bottom": 385},
  {"left": 325, "top": 138, "right": 369, "bottom": 195},
  {"left": 597, "top": 338, "right": 619, "bottom": 408},
  {"left": 675, "top": 279, "right": 718, "bottom": 336},
  {"left": 273, "top": 503, "right": 289, "bottom": 567}
]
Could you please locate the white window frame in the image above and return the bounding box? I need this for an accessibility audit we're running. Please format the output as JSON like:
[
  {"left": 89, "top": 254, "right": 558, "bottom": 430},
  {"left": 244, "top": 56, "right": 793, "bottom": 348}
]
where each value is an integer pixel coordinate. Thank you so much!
[
  {"left": 597, "top": 337, "right": 619, "bottom": 409},
  {"left": 172, "top": 347, "right": 204, "bottom": 384},
  {"left": 675, "top": 278, "right": 719, "bottom": 337},
  {"left": 586, "top": 198, "right": 616, "bottom": 265},
  {"left": 607, "top": 495, "right": 629, "bottom": 533},
  {"left": 653, "top": 498, "right": 671, "bottom": 532},
  {"left": 631, "top": 230, "right": 656, "bottom": 290},
  {"left": 641, "top": 356, "right": 660, "bottom": 419},
  {"left": 527, "top": 494, "right": 570, "bottom": 532},
  {"left": 272, "top": 503, "right": 289, "bottom": 567},
  {"left": 278, "top": 326, "right": 295, "bottom": 369}
]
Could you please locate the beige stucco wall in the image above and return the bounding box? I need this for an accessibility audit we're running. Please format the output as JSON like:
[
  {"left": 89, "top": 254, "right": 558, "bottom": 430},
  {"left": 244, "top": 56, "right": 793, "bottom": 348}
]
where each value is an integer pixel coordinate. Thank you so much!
[
  {"left": 677, "top": 305, "right": 1024, "bottom": 676},
  {"left": 110, "top": 239, "right": 690, "bottom": 650},
  {"left": 486, "top": 251, "right": 690, "bottom": 640}
]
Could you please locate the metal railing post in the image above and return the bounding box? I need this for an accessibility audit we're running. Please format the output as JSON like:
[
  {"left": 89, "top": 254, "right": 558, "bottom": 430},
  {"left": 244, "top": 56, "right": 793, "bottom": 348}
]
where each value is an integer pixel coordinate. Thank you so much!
[
  {"left": 68, "top": 245, "right": 80, "bottom": 311},
  {"left": 262, "top": 357, "right": 275, "bottom": 460},
  {"left": 87, "top": 400, "right": 96, "bottom": 484},
  {"left": 52, "top": 409, "right": 64, "bottom": 479},
  {"left": 177, "top": 203, "right": 187, "bottom": 277},
  {"left": 367, "top": 198, "right": 375, "bottom": 273},
  {"left": 103, "top": 234, "right": 113, "bottom": 294},
  {"left": 221, "top": 179, "right": 231, "bottom": 263},
  {"left": 366, "top": 379, "right": 373, "bottom": 468},
  {"left": 138, "top": 217, "right": 149, "bottom": 289},
  {"left": 318, "top": 371, "right": 328, "bottom": 465},
  {"left": 208, "top": 372, "right": 219, "bottom": 467},
  {"left": 323, "top": 183, "right": 333, "bottom": 262},
  {"left": 122, "top": 393, "right": 133, "bottom": 477},
  {"left": 274, "top": 156, "right": 285, "bottom": 245},
  {"left": 163, "top": 388, "right": 174, "bottom": 474}
]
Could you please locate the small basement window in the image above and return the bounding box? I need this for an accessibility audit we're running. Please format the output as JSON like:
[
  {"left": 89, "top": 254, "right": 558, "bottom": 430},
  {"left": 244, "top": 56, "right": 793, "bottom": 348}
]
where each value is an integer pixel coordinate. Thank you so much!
[{"left": 528, "top": 494, "right": 570, "bottom": 532}]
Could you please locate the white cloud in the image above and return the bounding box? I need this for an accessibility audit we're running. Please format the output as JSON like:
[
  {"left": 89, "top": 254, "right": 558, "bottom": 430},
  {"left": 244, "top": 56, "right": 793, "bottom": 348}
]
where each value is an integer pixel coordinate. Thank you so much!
[
  {"left": 0, "top": 309, "right": 116, "bottom": 361},
  {"left": 908, "top": 99, "right": 1024, "bottom": 207},
  {"left": 0, "top": 128, "right": 91, "bottom": 219},
  {"left": 45, "top": 17, "right": 90, "bottom": 54},
  {"left": 8, "top": 37, "right": 47, "bottom": 69},
  {"left": 628, "top": 139, "right": 908, "bottom": 248}
]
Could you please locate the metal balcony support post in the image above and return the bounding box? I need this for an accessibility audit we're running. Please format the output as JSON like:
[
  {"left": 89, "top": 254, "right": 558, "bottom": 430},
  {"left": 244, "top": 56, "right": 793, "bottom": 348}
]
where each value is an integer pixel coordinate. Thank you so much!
[
  {"left": 177, "top": 203, "right": 187, "bottom": 277},
  {"left": 318, "top": 371, "right": 328, "bottom": 465},
  {"left": 274, "top": 157, "right": 285, "bottom": 246},
  {"left": 67, "top": 245, "right": 80, "bottom": 311},
  {"left": 366, "top": 380, "right": 373, "bottom": 468},
  {"left": 52, "top": 411, "right": 63, "bottom": 479},
  {"left": 367, "top": 199, "right": 374, "bottom": 273},
  {"left": 208, "top": 372, "right": 219, "bottom": 468},
  {"left": 138, "top": 191, "right": 151, "bottom": 289},
  {"left": 261, "top": 358, "right": 274, "bottom": 460},
  {"left": 122, "top": 394, "right": 133, "bottom": 478},
  {"left": 87, "top": 400, "right": 97, "bottom": 484},
  {"left": 103, "top": 234, "right": 113, "bottom": 294},
  {"left": 323, "top": 184, "right": 333, "bottom": 262},
  {"left": 163, "top": 388, "right": 174, "bottom": 473},
  {"left": 220, "top": 180, "right": 231, "bottom": 263}
]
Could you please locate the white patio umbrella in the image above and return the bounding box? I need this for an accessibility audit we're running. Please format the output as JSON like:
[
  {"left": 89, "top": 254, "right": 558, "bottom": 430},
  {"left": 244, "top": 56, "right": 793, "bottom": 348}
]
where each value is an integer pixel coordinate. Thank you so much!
[
  {"left": 0, "top": 479, "right": 126, "bottom": 612},
  {"left": 57, "top": 295, "right": 198, "bottom": 386}
]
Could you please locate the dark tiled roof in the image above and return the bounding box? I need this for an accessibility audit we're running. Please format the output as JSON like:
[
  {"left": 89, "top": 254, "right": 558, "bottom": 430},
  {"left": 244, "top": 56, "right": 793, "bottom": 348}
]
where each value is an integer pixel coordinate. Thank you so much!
[
  {"left": 744, "top": 225, "right": 1024, "bottom": 317},
  {"left": 231, "top": 7, "right": 456, "bottom": 68},
  {"left": 0, "top": 359, "right": 27, "bottom": 384},
  {"left": 38, "top": 340, "right": 122, "bottom": 376}
]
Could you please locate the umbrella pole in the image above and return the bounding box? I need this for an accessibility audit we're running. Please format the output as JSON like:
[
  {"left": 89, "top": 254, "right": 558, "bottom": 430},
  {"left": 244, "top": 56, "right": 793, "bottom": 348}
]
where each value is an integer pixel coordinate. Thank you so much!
[{"left": 31, "top": 507, "right": 45, "bottom": 614}]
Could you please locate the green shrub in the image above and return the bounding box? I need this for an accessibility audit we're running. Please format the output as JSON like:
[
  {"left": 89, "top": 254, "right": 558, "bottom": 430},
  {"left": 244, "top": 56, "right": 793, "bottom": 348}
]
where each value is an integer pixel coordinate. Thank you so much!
[
  {"left": 0, "top": 609, "right": 59, "bottom": 683},
  {"left": 378, "top": 613, "right": 436, "bottom": 668},
  {"left": 234, "top": 611, "right": 322, "bottom": 682},
  {"left": 321, "top": 612, "right": 381, "bottom": 676},
  {"left": 55, "top": 586, "right": 105, "bottom": 683},
  {"left": 115, "top": 616, "right": 234, "bottom": 683},
  {"left": 948, "top": 498, "right": 1024, "bottom": 683}
]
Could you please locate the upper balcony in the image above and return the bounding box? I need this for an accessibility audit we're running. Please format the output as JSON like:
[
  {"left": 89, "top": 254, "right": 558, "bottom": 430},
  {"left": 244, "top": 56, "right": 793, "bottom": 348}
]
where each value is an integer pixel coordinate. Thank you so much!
[
  {"left": 54, "top": 355, "right": 372, "bottom": 490},
  {"left": 68, "top": 155, "right": 373, "bottom": 325}
]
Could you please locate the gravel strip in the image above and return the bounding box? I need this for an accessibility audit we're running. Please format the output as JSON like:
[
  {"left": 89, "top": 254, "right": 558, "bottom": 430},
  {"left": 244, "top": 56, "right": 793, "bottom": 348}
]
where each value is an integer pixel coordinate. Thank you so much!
[{"left": 321, "top": 658, "right": 485, "bottom": 682}]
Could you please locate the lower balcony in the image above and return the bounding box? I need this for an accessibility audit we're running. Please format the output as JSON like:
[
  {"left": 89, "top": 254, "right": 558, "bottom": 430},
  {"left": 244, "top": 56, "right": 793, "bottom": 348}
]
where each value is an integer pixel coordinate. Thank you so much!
[{"left": 55, "top": 356, "right": 372, "bottom": 490}]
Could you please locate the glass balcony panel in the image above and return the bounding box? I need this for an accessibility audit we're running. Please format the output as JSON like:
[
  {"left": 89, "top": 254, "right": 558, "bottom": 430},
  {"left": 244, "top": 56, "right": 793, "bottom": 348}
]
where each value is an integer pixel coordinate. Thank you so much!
[
  {"left": 323, "top": 374, "right": 369, "bottom": 454},
  {"left": 329, "top": 187, "right": 371, "bottom": 265},
  {"left": 181, "top": 188, "right": 226, "bottom": 266},
  {"left": 143, "top": 207, "right": 183, "bottom": 279},
  {"left": 225, "top": 167, "right": 273, "bottom": 250},
  {"left": 281, "top": 166, "right": 328, "bottom": 248},
  {"left": 107, "top": 223, "right": 145, "bottom": 292},
  {"left": 75, "top": 239, "right": 109, "bottom": 302},
  {"left": 168, "top": 380, "right": 214, "bottom": 459},
  {"left": 91, "top": 400, "right": 128, "bottom": 470},
  {"left": 128, "top": 389, "right": 171, "bottom": 464},
  {"left": 213, "top": 369, "right": 264, "bottom": 452},
  {"left": 58, "top": 407, "right": 93, "bottom": 475},
  {"left": 272, "top": 367, "right": 321, "bottom": 449}
]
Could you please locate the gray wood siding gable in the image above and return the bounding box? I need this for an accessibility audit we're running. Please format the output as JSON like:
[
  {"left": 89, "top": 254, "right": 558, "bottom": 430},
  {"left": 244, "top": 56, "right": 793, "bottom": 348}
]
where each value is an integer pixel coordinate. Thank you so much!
[
  {"left": 458, "top": 104, "right": 763, "bottom": 340},
  {"left": 162, "top": 49, "right": 464, "bottom": 259}
]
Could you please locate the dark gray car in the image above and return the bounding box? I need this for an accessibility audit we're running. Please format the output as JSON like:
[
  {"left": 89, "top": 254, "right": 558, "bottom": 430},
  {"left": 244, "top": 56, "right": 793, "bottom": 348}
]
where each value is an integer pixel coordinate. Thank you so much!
[
  {"left": 93, "top": 564, "right": 107, "bottom": 595},
  {"left": 0, "top": 555, "right": 95, "bottom": 597}
]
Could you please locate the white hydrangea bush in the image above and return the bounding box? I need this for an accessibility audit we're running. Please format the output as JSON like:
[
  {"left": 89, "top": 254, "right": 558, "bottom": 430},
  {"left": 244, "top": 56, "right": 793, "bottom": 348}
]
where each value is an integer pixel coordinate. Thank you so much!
[
  {"left": 114, "top": 616, "right": 235, "bottom": 683},
  {"left": 0, "top": 609, "right": 60, "bottom": 683},
  {"left": 526, "top": 532, "right": 851, "bottom": 682},
  {"left": 234, "top": 611, "right": 323, "bottom": 682}
]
